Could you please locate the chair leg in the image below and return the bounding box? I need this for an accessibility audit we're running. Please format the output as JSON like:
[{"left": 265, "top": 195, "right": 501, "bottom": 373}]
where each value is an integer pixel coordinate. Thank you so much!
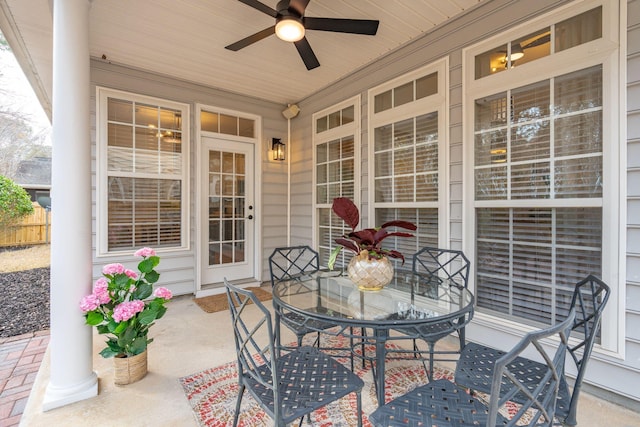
[
  {"left": 428, "top": 342, "right": 435, "bottom": 381},
  {"left": 360, "top": 327, "right": 367, "bottom": 369},
  {"left": 356, "top": 389, "right": 363, "bottom": 427},
  {"left": 297, "top": 335, "right": 304, "bottom": 346},
  {"left": 233, "top": 383, "right": 245, "bottom": 427},
  {"left": 414, "top": 340, "right": 428, "bottom": 378},
  {"left": 564, "top": 398, "right": 579, "bottom": 426},
  {"left": 349, "top": 330, "right": 354, "bottom": 371}
]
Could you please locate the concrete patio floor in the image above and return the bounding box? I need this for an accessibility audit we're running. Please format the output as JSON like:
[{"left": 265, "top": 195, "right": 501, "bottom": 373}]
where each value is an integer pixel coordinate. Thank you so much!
[{"left": 19, "top": 289, "right": 640, "bottom": 426}]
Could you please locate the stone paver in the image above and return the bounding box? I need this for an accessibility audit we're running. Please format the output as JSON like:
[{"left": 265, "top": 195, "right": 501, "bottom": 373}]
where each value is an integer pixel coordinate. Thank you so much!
[{"left": 0, "top": 331, "right": 49, "bottom": 427}]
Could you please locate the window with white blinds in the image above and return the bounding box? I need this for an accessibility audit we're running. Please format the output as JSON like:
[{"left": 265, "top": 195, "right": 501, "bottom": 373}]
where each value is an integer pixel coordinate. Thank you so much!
[
  {"left": 464, "top": 0, "right": 620, "bottom": 352},
  {"left": 374, "top": 113, "right": 439, "bottom": 203},
  {"left": 369, "top": 61, "right": 447, "bottom": 265},
  {"left": 473, "top": 60, "right": 604, "bottom": 326},
  {"left": 314, "top": 99, "right": 359, "bottom": 268},
  {"left": 476, "top": 207, "right": 602, "bottom": 324},
  {"left": 98, "top": 89, "right": 189, "bottom": 254}
]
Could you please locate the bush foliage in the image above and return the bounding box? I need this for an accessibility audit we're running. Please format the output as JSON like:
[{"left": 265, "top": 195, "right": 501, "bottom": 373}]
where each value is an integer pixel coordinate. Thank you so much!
[{"left": 0, "top": 175, "right": 34, "bottom": 228}]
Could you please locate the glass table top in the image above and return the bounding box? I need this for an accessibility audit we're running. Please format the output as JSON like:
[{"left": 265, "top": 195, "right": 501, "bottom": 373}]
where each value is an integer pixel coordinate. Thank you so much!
[{"left": 272, "top": 269, "right": 474, "bottom": 327}]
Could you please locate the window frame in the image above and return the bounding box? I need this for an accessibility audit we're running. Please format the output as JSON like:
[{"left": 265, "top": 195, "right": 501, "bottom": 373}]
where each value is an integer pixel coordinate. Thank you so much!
[
  {"left": 462, "top": 0, "right": 621, "bottom": 355},
  {"left": 96, "top": 87, "right": 190, "bottom": 257},
  {"left": 312, "top": 96, "right": 361, "bottom": 268},
  {"left": 367, "top": 59, "right": 449, "bottom": 250}
]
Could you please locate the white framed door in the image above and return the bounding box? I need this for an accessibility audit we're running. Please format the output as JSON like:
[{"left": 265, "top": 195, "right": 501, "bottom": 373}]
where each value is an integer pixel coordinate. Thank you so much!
[{"left": 201, "top": 137, "right": 255, "bottom": 283}]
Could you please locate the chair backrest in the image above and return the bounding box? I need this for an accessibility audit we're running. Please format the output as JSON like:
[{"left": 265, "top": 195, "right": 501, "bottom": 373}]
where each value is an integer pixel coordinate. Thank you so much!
[
  {"left": 224, "top": 279, "right": 280, "bottom": 417},
  {"left": 412, "top": 247, "right": 470, "bottom": 287},
  {"left": 268, "top": 245, "right": 320, "bottom": 286},
  {"left": 487, "top": 310, "right": 576, "bottom": 427},
  {"left": 561, "top": 274, "right": 610, "bottom": 424}
]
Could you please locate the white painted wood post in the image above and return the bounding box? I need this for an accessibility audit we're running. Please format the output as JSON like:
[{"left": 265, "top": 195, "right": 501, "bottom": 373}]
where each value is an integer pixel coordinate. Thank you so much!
[{"left": 43, "top": 0, "right": 97, "bottom": 410}]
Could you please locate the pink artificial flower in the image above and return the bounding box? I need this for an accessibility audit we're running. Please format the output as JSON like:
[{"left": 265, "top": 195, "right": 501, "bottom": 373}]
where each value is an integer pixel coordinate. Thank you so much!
[
  {"left": 93, "top": 278, "right": 111, "bottom": 304},
  {"left": 134, "top": 247, "right": 156, "bottom": 258},
  {"left": 112, "top": 300, "right": 145, "bottom": 322},
  {"left": 103, "top": 263, "right": 125, "bottom": 275},
  {"left": 124, "top": 269, "right": 138, "bottom": 279},
  {"left": 94, "top": 277, "right": 108, "bottom": 289},
  {"left": 79, "top": 294, "right": 100, "bottom": 312},
  {"left": 153, "top": 287, "right": 172, "bottom": 300}
]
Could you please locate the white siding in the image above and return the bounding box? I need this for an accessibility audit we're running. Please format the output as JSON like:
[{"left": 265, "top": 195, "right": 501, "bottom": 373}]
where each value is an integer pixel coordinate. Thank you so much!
[
  {"left": 625, "top": 0, "right": 640, "bottom": 404},
  {"left": 89, "top": 59, "right": 287, "bottom": 292},
  {"left": 290, "top": 0, "right": 640, "bottom": 409}
]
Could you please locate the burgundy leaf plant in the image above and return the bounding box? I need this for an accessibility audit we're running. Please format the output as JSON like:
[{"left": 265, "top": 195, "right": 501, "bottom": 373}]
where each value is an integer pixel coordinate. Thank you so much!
[{"left": 327, "top": 197, "right": 417, "bottom": 269}]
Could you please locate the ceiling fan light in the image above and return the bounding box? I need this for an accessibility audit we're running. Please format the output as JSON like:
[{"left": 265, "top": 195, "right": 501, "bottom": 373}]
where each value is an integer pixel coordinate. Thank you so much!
[
  {"left": 275, "top": 17, "right": 305, "bottom": 42},
  {"left": 508, "top": 44, "right": 524, "bottom": 62}
]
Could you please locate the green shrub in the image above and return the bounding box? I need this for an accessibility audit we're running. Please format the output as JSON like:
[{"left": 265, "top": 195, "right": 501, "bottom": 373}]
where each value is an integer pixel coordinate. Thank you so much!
[{"left": 0, "top": 175, "right": 34, "bottom": 229}]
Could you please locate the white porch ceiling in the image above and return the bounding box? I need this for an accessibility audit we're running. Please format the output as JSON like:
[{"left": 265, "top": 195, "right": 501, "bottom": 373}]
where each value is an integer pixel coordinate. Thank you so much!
[{"left": 0, "top": 0, "right": 486, "bottom": 114}]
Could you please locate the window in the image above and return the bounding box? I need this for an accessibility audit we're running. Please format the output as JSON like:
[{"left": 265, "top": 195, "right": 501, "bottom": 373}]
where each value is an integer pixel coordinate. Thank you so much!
[
  {"left": 314, "top": 99, "right": 359, "bottom": 268},
  {"left": 465, "top": 0, "right": 618, "bottom": 349},
  {"left": 200, "top": 110, "right": 255, "bottom": 138},
  {"left": 98, "top": 88, "right": 189, "bottom": 254},
  {"left": 475, "top": 66, "right": 604, "bottom": 325},
  {"left": 474, "top": 6, "right": 602, "bottom": 79},
  {"left": 369, "top": 61, "right": 448, "bottom": 264}
]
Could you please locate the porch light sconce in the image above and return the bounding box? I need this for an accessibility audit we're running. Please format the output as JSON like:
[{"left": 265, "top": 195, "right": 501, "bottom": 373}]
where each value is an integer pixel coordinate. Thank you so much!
[{"left": 272, "top": 138, "right": 286, "bottom": 161}]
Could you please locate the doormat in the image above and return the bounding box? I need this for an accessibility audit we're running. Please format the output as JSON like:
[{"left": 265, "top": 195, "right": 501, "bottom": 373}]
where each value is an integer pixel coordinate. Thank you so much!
[
  {"left": 179, "top": 335, "right": 453, "bottom": 427},
  {"left": 193, "top": 287, "right": 272, "bottom": 313}
]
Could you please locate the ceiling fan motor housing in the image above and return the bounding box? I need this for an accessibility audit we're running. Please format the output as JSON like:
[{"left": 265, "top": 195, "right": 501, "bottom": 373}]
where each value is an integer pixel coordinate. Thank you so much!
[{"left": 277, "top": 0, "right": 303, "bottom": 17}]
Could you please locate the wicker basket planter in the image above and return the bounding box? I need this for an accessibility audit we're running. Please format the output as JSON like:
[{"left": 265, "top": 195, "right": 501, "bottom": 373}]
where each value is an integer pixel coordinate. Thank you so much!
[
  {"left": 347, "top": 250, "right": 394, "bottom": 291},
  {"left": 114, "top": 350, "right": 148, "bottom": 385}
]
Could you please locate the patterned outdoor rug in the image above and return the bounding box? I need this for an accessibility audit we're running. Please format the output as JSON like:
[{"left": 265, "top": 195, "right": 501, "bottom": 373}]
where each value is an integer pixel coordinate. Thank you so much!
[
  {"left": 179, "top": 335, "right": 453, "bottom": 427},
  {"left": 180, "top": 332, "right": 536, "bottom": 426}
]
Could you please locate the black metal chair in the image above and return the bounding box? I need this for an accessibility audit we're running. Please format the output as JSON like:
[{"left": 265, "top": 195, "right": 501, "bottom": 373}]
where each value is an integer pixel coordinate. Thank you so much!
[
  {"left": 225, "top": 279, "right": 364, "bottom": 427},
  {"left": 268, "top": 245, "right": 337, "bottom": 347},
  {"left": 369, "top": 310, "right": 575, "bottom": 427},
  {"left": 455, "top": 274, "right": 610, "bottom": 426},
  {"left": 384, "top": 247, "right": 471, "bottom": 379}
]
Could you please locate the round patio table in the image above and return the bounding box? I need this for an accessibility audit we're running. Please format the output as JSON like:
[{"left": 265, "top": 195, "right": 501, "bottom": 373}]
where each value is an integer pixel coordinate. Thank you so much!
[{"left": 271, "top": 269, "right": 474, "bottom": 406}]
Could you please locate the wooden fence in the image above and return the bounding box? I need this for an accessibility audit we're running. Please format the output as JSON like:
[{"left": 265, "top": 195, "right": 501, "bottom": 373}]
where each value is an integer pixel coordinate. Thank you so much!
[{"left": 0, "top": 202, "right": 51, "bottom": 247}]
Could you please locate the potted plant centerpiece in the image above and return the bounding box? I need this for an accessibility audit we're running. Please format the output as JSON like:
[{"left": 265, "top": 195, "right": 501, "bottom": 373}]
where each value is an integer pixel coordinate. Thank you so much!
[
  {"left": 328, "top": 197, "right": 417, "bottom": 291},
  {"left": 80, "top": 247, "right": 172, "bottom": 385}
]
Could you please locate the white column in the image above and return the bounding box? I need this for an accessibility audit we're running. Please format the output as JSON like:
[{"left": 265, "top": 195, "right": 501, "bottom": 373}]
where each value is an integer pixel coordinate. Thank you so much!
[{"left": 43, "top": 0, "right": 97, "bottom": 411}]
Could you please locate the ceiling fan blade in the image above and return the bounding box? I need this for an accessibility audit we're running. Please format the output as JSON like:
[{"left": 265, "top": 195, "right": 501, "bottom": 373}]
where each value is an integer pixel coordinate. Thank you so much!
[
  {"left": 522, "top": 34, "right": 551, "bottom": 49},
  {"left": 294, "top": 37, "right": 320, "bottom": 70},
  {"left": 225, "top": 26, "right": 275, "bottom": 51},
  {"left": 237, "top": 0, "right": 278, "bottom": 18},
  {"left": 304, "top": 17, "right": 379, "bottom": 35},
  {"left": 289, "top": 0, "right": 311, "bottom": 15}
]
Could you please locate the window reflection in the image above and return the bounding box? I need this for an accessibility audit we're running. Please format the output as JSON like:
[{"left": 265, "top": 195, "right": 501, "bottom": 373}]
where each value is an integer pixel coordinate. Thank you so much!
[{"left": 474, "top": 7, "right": 602, "bottom": 79}]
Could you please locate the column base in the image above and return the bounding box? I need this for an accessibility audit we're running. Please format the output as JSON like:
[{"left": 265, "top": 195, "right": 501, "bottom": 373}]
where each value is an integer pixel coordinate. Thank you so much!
[{"left": 42, "top": 371, "right": 98, "bottom": 411}]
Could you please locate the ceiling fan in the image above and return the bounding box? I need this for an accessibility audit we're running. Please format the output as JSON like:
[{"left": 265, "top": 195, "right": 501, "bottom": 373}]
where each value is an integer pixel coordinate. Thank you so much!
[
  {"left": 225, "top": 0, "right": 380, "bottom": 70},
  {"left": 520, "top": 32, "right": 551, "bottom": 50},
  {"left": 499, "top": 32, "right": 551, "bottom": 65}
]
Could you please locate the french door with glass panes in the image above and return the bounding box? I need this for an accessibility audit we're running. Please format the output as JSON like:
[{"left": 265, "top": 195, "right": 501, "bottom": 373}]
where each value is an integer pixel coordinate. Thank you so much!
[{"left": 201, "top": 137, "right": 255, "bottom": 283}]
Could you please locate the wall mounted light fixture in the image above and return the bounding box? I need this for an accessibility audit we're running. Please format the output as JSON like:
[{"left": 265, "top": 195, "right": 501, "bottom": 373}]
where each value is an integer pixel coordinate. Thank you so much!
[{"left": 272, "top": 138, "right": 285, "bottom": 161}]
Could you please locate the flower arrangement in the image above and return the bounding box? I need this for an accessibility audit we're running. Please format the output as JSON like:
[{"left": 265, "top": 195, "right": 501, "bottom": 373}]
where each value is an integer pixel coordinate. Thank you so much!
[
  {"left": 328, "top": 197, "right": 417, "bottom": 269},
  {"left": 80, "top": 247, "right": 172, "bottom": 358}
]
